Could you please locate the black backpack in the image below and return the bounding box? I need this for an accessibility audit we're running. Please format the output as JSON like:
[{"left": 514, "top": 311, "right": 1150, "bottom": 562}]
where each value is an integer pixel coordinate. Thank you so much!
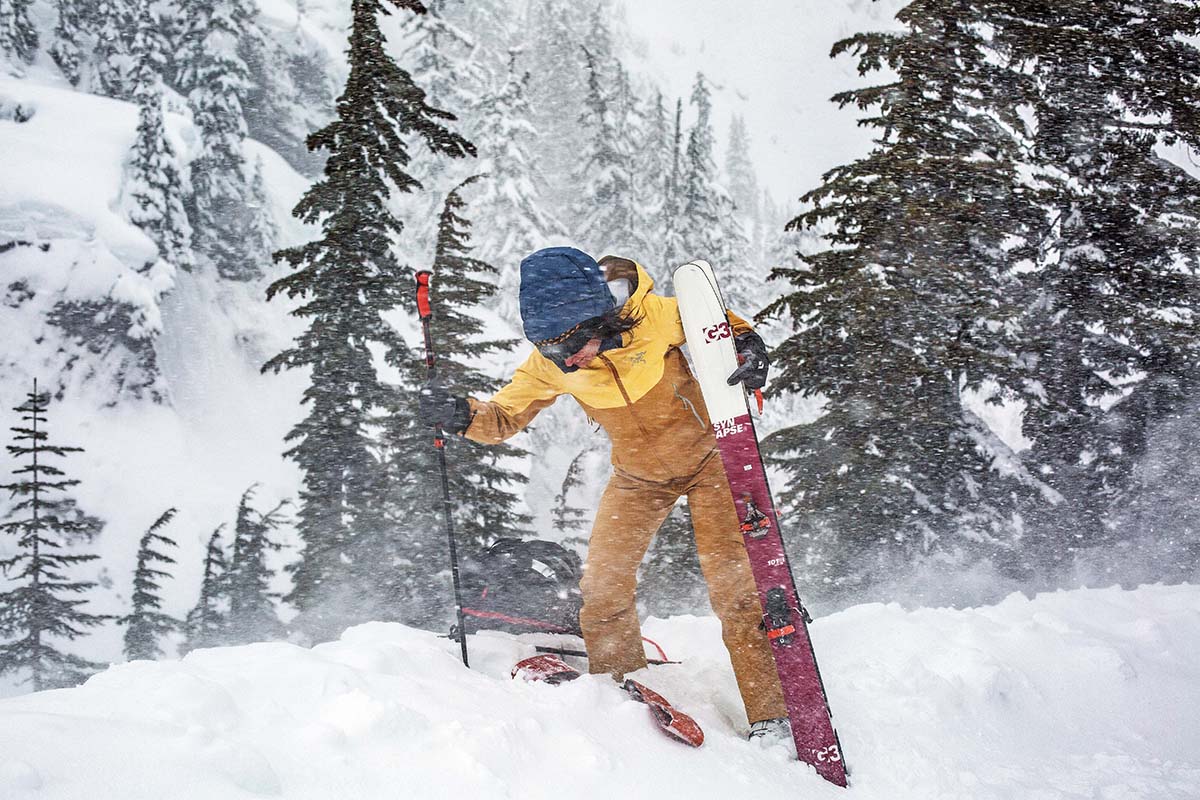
[{"left": 458, "top": 538, "right": 584, "bottom": 637}]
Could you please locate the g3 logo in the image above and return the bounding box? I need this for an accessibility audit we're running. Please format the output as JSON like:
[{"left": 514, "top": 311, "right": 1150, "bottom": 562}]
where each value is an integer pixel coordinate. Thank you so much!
[
  {"left": 704, "top": 321, "right": 732, "bottom": 342},
  {"left": 814, "top": 744, "right": 842, "bottom": 763}
]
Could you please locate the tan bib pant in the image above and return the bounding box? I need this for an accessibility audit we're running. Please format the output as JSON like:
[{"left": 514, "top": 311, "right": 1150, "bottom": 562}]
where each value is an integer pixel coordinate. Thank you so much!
[{"left": 578, "top": 453, "right": 787, "bottom": 724}]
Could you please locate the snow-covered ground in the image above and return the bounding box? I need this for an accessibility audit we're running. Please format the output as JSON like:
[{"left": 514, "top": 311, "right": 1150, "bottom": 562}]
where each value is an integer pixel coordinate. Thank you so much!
[{"left": 1, "top": 583, "right": 1196, "bottom": 799}]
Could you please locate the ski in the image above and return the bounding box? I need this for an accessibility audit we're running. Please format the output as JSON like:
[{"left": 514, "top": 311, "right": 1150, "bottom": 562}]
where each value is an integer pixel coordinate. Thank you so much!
[
  {"left": 512, "top": 654, "right": 704, "bottom": 747},
  {"left": 673, "top": 260, "right": 848, "bottom": 786}
]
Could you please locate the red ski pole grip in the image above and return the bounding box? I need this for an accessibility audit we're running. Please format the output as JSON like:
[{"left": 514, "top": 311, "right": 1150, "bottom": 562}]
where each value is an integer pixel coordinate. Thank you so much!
[{"left": 416, "top": 271, "right": 432, "bottom": 320}]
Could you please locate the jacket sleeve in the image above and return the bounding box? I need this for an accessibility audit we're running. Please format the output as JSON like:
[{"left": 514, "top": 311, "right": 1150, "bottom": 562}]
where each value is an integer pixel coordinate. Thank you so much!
[{"left": 464, "top": 354, "right": 562, "bottom": 444}]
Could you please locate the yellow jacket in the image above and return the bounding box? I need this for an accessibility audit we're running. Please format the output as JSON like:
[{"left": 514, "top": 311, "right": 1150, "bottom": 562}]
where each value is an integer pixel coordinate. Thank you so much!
[{"left": 465, "top": 261, "right": 752, "bottom": 483}]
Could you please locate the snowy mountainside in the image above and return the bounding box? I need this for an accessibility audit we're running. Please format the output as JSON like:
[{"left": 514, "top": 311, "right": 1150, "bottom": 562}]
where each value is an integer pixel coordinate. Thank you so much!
[
  {"left": 0, "top": 64, "right": 313, "bottom": 672},
  {"left": 1, "top": 583, "right": 1197, "bottom": 799}
]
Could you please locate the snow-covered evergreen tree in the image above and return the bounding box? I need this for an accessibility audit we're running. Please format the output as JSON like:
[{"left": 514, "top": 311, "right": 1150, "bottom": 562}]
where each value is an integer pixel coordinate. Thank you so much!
[
  {"left": 639, "top": 502, "right": 706, "bottom": 617},
  {"left": 570, "top": 47, "right": 638, "bottom": 257},
  {"left": 92, "top": 0, "right": 136, "bottom": 98},
  {"left": 263, "top": 0, "right": 473, "bottom": 642},
  {"left": 0, "top": 382, "right": 107, "bottom": 691},
  {"left": 0, "top": 0, "right": 37, "bottom": 73},
  {"left": 521, "top": 0, "right": 589, "bottom": 214},
  {"left": 120, "top": 508, "right": 179, "bottom": 661},
  {"left": 470, "top": 56, "right": 566, "bottom": 320},
  {"left": 49, "top": 0, "right": 88, "bottom": 85},
  {"left": 123, "top": 1, "right": 192, "bottom": 273},
  {"left": 225, "top": 486, "right": 286, "bottom": 645},
  {"left": 724, "top": 114, "right": 758, "bottom": 217},
  {"left": 761, "top": 2, "right": 1047, "bottom": 592},
  {"left": 657, "top": 97, "right": 687, "bottom": 281},
  {"left": 382, "top": 177, "right": 530, "bottom": 626},
  {"left": 240, "top": 22, "right": 332, "bottom": 178},
  {"left": 994, "top": 2, "right": 1200, "bottom": 565},
  {"left": 183, "top": 526, "right": 228, "bottom": 652},
  {"left": 400, "top": 0, "right": 482, "bottom": 118},
  {"left": 678, "top": 73, "right": 751, "bottom": 306},
  {"left": 244, "top": 156, "right": 276, "bottom": 267},
  {"left": 634, "top": 91, "right": 671, "bottom": 270},
  {"left": 176, "top": 0, "right": 260, "bottom": 280}
]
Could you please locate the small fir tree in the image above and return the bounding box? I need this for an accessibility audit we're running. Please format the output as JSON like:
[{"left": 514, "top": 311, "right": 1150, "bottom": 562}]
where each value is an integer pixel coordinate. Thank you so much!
[
  {"left": 552, "top": 449, "right": 592, "bottom": 548},
  {"left": 49, "top": 0, "right": 88, "bottom": 84},
  {"left": 678, "top": 73, "right": 750, "bottom": 304},
  {"left": 176, "top": 0, "right": 260, "bottom": 280},
  {"left": 0, "top": 0, "right": 38, "bottom": 72},
  {"left": 657, "top": 97, "right": 687, "bottom": 281},
  {"left": 124, "top": 0, "right": 193, "bottom": 273},
  {"left": 381, "top": 177, "right": 529, "bottom": 627},
  {"left": 569, "top": 47, "right": 639, "bottom": 258},
  {"left": 471, "top": 55, "right": 566, "bottom": 320},
  {"left": 120, "top": 508, "right": 179, "bottom": 661},
  {"left": 0, "top": 381, "right": 107, "bottom": 691},
  {"left": 638, "top": 502, "right": 706, "bottom": 618},
  {"left": 225, "top": 485, "right": 287, "bottom": 645},
  {"left": 183, "top": 525, "right": 228, "bottom": 651},
  {"left": 91, "top": 0, "right": 136, "bottom": 98}
]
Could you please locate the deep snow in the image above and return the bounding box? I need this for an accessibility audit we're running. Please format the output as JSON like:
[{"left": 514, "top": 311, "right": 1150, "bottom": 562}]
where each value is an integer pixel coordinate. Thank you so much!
[{"left": 1, "top": 583, "right": 1197, "bottom": 799}]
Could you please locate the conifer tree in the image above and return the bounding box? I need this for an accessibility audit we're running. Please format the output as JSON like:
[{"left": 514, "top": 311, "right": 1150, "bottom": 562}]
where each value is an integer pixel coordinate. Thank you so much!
[
  {"left": 0, "top": 381, "right": 107, "bottom": 691},
  {"left": 552, "top": 449, "right": 592, "bottom": 547},
  {"left": 471, "top": 57, "right": 566, "bottom": 320},
  {"left": 761, "top": 3, "right": 1045, "bottom": 591},
  {"left": 184, "top": 525, "right": 228, "bottom": 651},
  {"left": 401, "top": 0, "right": 482, "bottom": 119},
  {"left": 124, "top": 0, "right": 193, "bottom": 273},
  {"left": 381, "top": 177, "right": 529, "bottom": 626},
  {"left": 239, "top": 24, "right": 329, "bottom": 177},
  {"left": 725, "top": 114, "right": 761, "bottom": 260},
  {"left": 120, "top": 508, "right": 179, "bottom": 661},
  {"left": 657, "top": 97, "right": 687, "bottom": 280},
  {"left": 263, "top": 0, "right": 472, "bottom": 642},
  {"left": 639, "top": 503, "right": 706, "bottom": 617},
  {"left": 678, "top": 73, "right": 750, "bottom": 304},
  {"left": 244, "top": 156, "right": 277, "bottom": 266},
  {"left": 993, "top": 1, "right": 1200, "bottom": 563},
  {"left": 570, "top": 47, "right": 638, "bottom": 257},
  {"left": 92, "top": 0, "right": 136, "bottom": 98},
  {"left": 521, "top": 0, "right": 588, "bottom": 212},
  {"left": 225, "top": 486, "right": 286, "bottom": 645},
  {"left": 0, "top": 0, "right": 37, "bottom": 72},
  {"left": 49, "top": 0, "right": 88, "bottom": 85},
  {"left": 724, "top": 115, "right": 758, "bottom": 212},
  {"left": 176, "top": 0, "right": 260, "bottom": 280}
]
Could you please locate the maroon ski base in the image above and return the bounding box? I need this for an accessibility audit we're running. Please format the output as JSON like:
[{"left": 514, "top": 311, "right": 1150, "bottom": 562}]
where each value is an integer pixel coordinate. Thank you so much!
[{"left": 716, "top": 415, "right": 847, "bottom": 785}]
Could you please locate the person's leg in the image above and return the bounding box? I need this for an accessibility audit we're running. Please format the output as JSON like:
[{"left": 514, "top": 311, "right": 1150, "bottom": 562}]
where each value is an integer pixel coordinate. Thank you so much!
[
  {"left": 686, "top": 455, "right": 787, "bottom": 724},
  {"left": 580, "top": 470, "right": 678, "bottom": 679}
]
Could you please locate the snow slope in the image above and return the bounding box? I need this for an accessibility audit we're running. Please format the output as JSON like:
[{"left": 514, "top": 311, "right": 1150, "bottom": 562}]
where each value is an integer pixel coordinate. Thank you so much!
[
  {"left": 1, "top": 584, "right": 1197, "bottom": 799},
  {"left": 0, "top": 70, "right": 312, "bottom": 675}
]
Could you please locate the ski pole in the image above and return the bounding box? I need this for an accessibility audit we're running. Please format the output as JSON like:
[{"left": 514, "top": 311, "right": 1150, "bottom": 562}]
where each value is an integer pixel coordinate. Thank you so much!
[{"left": 415, "top": 270, "right": 470, "bottom": 668}]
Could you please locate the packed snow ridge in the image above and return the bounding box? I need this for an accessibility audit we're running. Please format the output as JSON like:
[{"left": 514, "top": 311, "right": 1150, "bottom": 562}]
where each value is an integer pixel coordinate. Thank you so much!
[{"left": 1, "top": 584, "right": 1197, "bottom": 800}]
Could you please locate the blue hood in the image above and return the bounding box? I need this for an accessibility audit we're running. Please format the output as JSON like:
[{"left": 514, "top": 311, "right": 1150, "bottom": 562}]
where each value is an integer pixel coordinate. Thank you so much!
[{"left": 519, "top": 247, "right": 615, "bottom": 344}]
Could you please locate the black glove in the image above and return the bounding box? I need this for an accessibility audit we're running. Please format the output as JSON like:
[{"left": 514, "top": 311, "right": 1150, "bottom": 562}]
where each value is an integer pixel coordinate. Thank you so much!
[
  {"left": 726, "top": 331, "right": 770, "bottom": 390},
  {"left": 418, "top": 382, "right": 471, "bottom": 434}
]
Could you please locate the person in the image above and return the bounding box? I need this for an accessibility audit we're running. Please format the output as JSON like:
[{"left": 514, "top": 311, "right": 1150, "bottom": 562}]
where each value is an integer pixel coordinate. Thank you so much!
[{"left": 419, "top": 246, "right": 787, "bottom": 739}]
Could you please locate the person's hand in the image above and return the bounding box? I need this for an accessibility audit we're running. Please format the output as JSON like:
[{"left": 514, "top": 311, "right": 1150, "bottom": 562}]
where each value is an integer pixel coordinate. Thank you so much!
[
  {"left": 418, "top": 382, "right": 469, "bottom": 433},
  {"left": 726, "top": 331, "right": 770, "bottom": 391}
]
